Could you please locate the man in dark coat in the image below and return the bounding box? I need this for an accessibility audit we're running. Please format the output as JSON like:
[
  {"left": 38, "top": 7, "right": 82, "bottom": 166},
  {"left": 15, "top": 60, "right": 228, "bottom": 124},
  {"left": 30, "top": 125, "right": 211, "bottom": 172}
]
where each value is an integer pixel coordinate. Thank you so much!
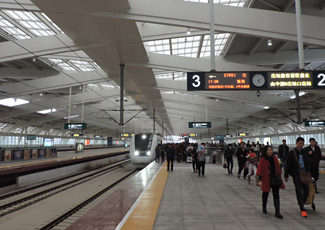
[
  {"left": 285, "top": 137, "right": 311, "bottom": 217},
  {"left": 236, "top": 142, "right": 248, "bottom": 179},
  {"left": 166, "top": 144, "right": 175, "bottom": 172},
  {"left": 304, "top": 138, "right": 322, "bottom": 193},
  {"left": 278, "top": 139, "right": 289, "bottom": 168}
]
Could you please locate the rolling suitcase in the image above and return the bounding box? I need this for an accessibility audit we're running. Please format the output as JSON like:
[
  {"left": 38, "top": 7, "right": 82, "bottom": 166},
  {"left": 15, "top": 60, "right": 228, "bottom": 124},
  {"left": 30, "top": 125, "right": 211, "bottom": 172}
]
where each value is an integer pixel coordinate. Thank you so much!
[{"left": 304, "top": 179, "right": 316, "bottom": 210}]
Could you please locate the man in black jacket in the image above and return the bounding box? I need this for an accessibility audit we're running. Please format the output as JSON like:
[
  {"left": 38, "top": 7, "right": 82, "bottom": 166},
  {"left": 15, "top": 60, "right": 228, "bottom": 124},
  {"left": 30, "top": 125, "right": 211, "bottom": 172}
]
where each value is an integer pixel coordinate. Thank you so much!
[
  {"left": 305, "top": 138, "right": 322, "bottom": 193},
  {"left": 285, "top": 137, "right": 310, "bottom": 217},
  {"left": 236, "top": 142, "right": 247, "bottom": 179},
  {"left": 278, "top": 139, "right": 289, "bottom": 168},
  {"left": 166, "top": 144, "right": 175, "bottom": 172}
]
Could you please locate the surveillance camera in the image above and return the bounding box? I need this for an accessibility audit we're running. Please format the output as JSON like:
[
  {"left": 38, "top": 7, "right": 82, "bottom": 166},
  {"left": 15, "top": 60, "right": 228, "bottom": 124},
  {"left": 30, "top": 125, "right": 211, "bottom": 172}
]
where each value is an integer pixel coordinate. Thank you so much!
[{"left": 256, "top": 90, "right": 261, "bottom": 97}]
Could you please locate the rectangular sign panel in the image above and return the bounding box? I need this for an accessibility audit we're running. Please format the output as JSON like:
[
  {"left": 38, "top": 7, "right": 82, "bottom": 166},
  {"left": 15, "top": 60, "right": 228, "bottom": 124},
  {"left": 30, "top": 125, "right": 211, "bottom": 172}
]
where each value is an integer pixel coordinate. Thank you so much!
[
  {"left": 188, "top": 71, "right": 325, "bottom": 91},
  {"left": 189, "top": 122, "right": 211, "bottom": 128},
  {"left": 64, "top": 123, "right": 87, "bottom": 130},
  {"left": 267, "top": 72, "right": 313, "bottom": 89},
  {"left": 305, "top": 120, "right": 325, "bottom": 127},
  {"left": 205, "top": 72, "right": 250, "bottom": 90},
  {"left": 27, "top": 135, "right": 36, "bottom": 140},
  {"left": 214, "top": 135, "right": 225, "bottom": 140}
]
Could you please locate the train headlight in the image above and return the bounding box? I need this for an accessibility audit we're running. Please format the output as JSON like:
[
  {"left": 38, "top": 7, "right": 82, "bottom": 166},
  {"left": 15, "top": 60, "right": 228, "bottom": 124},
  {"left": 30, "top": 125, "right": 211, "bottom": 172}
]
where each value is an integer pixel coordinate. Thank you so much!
[
  {"left": 146, "top": 151, "right": 151, "bottom": 155},
  {"left": 135, "top": 151, "right": 139, "bottom": 156},
  {"left": 142, "top": 135, "right": 147, "bottom": 139}
]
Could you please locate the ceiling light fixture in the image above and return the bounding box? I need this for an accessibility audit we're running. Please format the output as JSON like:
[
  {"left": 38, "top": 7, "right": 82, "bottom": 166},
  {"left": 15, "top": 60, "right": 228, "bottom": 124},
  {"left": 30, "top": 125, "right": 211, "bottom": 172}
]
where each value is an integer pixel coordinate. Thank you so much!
[
  {"left": 268, "top": 39, "right": 272, "bottom": 46},
  {"left": 0, "top": 98, "right": 29, "bottom": 107},
  {"left": 33, "top": 57, "right": 36, "bottom": 62},
  {"left": 186, "top": 27, "right": 191, "bottom": 35},
  {"left": 40, "top": 92, "right": 43, "bottom": 96},
  {"left": 264, "top": 106, "right": 270, "bottom": 109},
  {"left": 79, "top": 85, "right": 83, "bottom": 90}
]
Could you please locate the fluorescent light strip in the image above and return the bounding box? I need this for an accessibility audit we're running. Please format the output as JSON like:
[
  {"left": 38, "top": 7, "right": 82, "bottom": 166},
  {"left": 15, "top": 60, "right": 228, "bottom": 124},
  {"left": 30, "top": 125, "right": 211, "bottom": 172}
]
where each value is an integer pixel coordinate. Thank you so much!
[
  {"left": 37, "top": 108, "right": 57, "bottom": 114},
  {"left": 0, "top": 98, "right": 29, "bottom": 107}
]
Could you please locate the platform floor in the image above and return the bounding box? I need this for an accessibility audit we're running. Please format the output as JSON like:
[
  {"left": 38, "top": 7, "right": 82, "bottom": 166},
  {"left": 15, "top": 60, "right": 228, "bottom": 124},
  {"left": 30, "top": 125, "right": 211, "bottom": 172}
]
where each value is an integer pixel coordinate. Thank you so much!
[
  {"left": 154, "top": 162, "right": 325, "bottom": 230},
  {"left": 0, "top": 147, "right": 127, "bottom": 168}
]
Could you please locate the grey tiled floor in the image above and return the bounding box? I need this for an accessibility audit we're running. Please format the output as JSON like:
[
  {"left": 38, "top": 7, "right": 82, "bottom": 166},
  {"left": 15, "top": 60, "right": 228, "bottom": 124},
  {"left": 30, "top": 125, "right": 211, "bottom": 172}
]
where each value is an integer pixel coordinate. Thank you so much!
[{"left": 154, "top": 162, "right": 325, "bottom": 230}]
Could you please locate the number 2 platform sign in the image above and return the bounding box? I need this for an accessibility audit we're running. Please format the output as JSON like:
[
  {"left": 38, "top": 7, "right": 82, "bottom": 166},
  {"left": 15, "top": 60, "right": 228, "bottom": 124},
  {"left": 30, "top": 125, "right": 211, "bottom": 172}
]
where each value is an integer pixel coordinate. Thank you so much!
[{"left": 187, "top": 71, "right": 325, "bottom": 91}]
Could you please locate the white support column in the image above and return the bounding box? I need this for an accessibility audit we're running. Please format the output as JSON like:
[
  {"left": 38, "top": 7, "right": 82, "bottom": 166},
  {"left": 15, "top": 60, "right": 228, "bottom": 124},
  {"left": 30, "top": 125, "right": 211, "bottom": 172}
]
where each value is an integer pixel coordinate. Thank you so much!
[
  {"left": 295, "top": 0, "right": 304, "bottom": 69},
  {"left": 209, "top": 0, "right": 215, "bottom": 71},
  {"left": 68, "top": 87, "right": 72, "bottom": 123},
  {"left": 81, "top": 85, "right": 85, "bottom": 123}
]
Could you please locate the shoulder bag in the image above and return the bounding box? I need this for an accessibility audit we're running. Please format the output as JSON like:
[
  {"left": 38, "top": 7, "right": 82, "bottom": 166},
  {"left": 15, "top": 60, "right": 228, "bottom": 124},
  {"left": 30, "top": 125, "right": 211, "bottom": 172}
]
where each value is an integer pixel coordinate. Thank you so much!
[{"left": 293, "top": 149, "right": 312, "bottom": 185}]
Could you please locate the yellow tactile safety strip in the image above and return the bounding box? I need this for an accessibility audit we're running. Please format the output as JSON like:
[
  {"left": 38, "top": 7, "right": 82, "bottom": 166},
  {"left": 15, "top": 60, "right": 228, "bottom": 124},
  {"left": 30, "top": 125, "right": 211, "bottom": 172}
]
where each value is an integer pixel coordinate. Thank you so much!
[{"left": 121, "top": 162, "right": 169, "bottom": 230}]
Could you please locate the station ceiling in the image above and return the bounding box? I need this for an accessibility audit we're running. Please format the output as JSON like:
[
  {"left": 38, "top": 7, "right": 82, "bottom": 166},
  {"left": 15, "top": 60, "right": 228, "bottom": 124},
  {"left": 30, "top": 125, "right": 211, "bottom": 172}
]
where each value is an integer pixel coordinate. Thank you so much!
[{"left": 0, "top": 0, "right": 325, "bottom": 138}]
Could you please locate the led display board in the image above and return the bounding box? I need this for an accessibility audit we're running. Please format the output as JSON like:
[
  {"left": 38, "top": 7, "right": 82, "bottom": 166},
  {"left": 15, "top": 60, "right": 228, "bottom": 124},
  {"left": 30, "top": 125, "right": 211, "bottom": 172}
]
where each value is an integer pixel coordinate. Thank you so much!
[
  {"left": 305, "top": 120, "right": 325, "bottom": 127},
  {"left": 94, "top": 135, "right": 103, "bottom": 138},
  {"left": 27, "top": 135, "right": 36, "bottom": 140},
  {"left": 187, "top": 71, "right": 325, "bottom": 91},
  {"left": 64, "top": 123, "right": 87, "bottom": 130},
  {"left": 236, "top": 133, "right": 247, "bottom": 137},
  {"left": 189, "top": 122, "right": 211, "bottom": 128},
  {"left": 267, "top": 72, "right": 313, "bottom": 89},
  {"left": 214, "top": 135, "right": 225, "bottom": 140}
]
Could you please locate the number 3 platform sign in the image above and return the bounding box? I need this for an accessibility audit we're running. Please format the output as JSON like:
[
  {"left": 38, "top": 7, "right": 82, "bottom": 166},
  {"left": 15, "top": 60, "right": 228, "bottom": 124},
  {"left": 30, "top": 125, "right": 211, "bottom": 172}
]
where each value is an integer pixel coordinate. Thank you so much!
[{"left": 187, "top": 71, "right": 325, "bottom": 91}]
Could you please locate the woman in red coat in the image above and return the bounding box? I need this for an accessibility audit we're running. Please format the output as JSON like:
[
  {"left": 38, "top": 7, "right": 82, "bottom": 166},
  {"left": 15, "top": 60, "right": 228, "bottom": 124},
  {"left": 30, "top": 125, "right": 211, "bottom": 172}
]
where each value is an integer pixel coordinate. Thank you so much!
[{"left": 256, "top": 146, "right": 285, "bottom": 219}]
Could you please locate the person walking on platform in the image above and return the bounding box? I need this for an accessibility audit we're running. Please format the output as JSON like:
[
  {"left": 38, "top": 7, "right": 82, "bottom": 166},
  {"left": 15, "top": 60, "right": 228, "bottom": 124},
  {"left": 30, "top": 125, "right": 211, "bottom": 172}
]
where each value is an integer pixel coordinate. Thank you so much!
[
  {"left": 285, "top": 137, "right": 310, "bottom": 218},
  {"left": 246, "top": 149, "right": 258, "bottom": 185},
  {"left": 155, "top": 144, "right": 161, "bottom": 162},
  {"left": 257, "top": 146, "right": 285, "bottom": 219},
  {"left": 305, "top": 138, "right": 322, "bottom": 193},
  {"left": 224, "top": 144, "right": 234, "bottom": 175},
  {"left": 197, "top": 143, "right": 206, "bottom": 176},
  {"left": 236, "top": 142, "right": 248, "bottom": 179},
  {"left": 166, "top": 144, "right": 175, "bottom": 172},
  {"left": 278, "top": 139, "right": 289, "bottom": 168}
]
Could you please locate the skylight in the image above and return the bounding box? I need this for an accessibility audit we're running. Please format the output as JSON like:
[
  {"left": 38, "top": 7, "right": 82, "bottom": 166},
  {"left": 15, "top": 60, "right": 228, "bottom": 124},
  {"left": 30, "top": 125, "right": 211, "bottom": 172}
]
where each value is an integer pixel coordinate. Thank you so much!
[
  {"left": 146, "top": 33, "right": 230, "bottom": 58},
  {"left": 37, "top": 108, "right": 57, "bottom": 114},
  {"left": 70, "top": 60, "right": 96, "bottom": 72},
  {"left": 0, "top": 98, "right": 29, "bottom": 107},
  {"left": 0, "top": 15, "right": 31, "bottom": 40},
  {"left": 3, "top": 10, "right": 55, "bottom": 37},
  {"left": 48, "top": 59, "right": 76, "bottom": 71},
  {"left": 200, "top": 33, "right": 230, "bottom": 57},
  {"left": 47, "top": 59, "right": 101, "bottom": 72},
  {"left": 147, "top": 39, "right": 170, "bottom": 55},
  {"left": 171, "top": 36, "right": 201, "bottom": 57},
  {"left": 156, "top": 72, "right": 187, "bottom": 81},
  {"left": 41, "top": 13, "right": 63, "bottom": 33},
  {"left": 183, "top": 0, "right": 249, "bottom": 7}
]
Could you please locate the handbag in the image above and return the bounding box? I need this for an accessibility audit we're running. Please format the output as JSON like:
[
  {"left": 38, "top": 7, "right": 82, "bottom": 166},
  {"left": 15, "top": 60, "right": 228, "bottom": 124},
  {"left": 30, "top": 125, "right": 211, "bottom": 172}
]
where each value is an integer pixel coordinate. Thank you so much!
[
  {"left": 293, "top": 149, "right": 312, "bottom": 185},
  {"left": 270, "top": 175, "right": 283, "bottom": 187},
  {"left": 223, "top": 162, "right": 228, "bottom": 169}
]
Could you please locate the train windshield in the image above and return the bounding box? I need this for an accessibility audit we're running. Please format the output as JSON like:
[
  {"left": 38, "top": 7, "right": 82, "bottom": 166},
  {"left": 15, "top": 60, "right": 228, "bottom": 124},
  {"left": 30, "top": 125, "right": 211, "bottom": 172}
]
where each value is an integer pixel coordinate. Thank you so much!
[{"left": 135, "top": 134, "right": 153, "bottom": 151}]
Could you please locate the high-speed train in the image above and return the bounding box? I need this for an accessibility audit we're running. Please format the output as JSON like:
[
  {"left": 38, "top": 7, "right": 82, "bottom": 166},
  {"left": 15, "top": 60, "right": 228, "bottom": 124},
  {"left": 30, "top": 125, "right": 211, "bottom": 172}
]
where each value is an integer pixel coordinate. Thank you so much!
[{"left": 130, "top": 133, "right": 161, "bottom": 165}]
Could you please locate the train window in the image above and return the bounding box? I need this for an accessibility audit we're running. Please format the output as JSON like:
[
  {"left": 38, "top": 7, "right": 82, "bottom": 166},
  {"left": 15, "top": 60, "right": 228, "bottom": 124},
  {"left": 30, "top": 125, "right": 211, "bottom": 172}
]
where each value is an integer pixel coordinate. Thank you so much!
[{"left": 135, "top": 134, "right": 153, "bottom": 151}]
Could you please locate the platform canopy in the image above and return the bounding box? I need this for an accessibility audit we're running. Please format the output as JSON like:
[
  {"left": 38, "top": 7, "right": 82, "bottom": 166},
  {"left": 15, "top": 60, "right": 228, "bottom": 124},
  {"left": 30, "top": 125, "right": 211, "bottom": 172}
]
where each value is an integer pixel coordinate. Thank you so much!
[{"left": 0, "top": 0, "right": 324, "bottom": 138}]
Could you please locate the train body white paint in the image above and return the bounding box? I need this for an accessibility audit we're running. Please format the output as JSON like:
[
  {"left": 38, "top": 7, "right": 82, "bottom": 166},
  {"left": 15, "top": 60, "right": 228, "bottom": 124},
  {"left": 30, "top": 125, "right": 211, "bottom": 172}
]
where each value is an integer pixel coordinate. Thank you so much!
[{"left": 130, "top": 133, "right": 161, "bottom": 165}]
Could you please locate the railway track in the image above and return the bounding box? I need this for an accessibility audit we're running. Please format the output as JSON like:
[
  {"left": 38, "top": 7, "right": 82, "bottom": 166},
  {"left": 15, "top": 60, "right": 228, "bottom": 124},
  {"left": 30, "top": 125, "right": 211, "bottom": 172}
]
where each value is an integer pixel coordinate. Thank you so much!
[
  {"left": 0, "top": 159, "right": 131, "bottom": 217},
  {"left": 40, "top": 169, "right": 138, "bottom": 230}
]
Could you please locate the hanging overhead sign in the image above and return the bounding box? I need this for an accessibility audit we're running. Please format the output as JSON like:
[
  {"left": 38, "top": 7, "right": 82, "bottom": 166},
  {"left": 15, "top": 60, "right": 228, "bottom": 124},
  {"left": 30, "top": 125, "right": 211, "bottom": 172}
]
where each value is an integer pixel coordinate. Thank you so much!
[
  {"left": 189, "top": 122, "right": 211, "bottom": 128},
  {"left": 187, "top": 71, "right": 325, "bottom": 91},
  {"left": 64, "top": 123, "right": 87, "bottom": 130},
  {"left": 304, "top": 120, "right": 325, "bottom": 127}
]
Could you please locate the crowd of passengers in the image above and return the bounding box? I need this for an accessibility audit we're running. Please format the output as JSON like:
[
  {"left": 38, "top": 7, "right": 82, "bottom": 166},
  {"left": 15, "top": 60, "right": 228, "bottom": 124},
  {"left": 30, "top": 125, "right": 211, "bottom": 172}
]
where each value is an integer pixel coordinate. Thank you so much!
[{"left": 155, "top": 137, "right": 322, "bottom": 219}]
